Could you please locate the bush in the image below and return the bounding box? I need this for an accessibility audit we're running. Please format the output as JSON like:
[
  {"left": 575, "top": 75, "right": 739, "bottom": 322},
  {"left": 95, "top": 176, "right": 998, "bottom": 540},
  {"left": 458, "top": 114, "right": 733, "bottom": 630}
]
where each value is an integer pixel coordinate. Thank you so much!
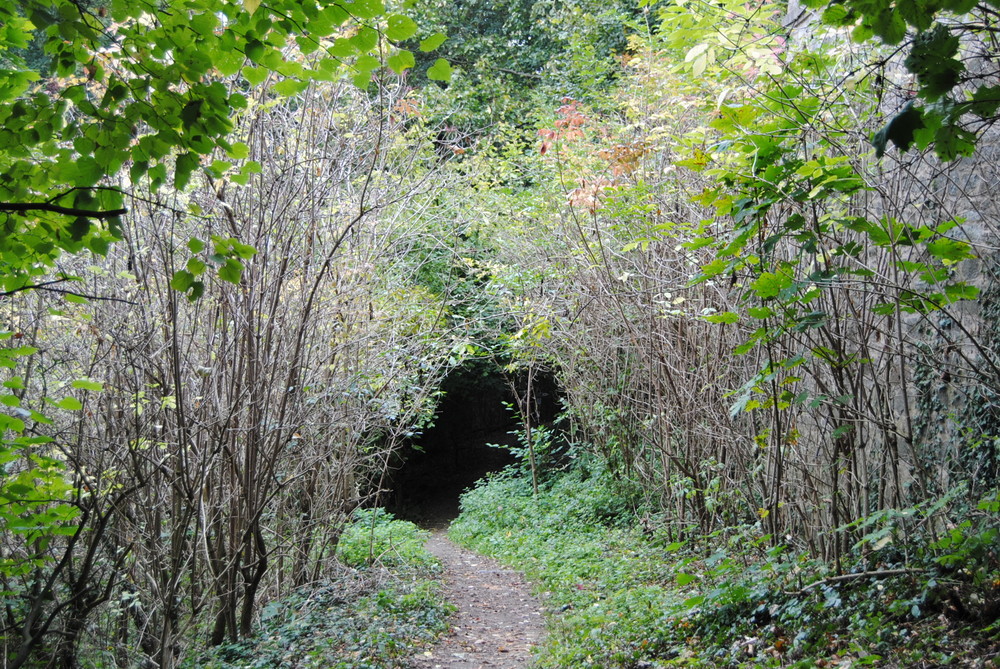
[
  {"left": 187, "top": 509, "right": 451, "bottom": 668},
  {"left": 338, "top": 508, "right": 440, "bottom": 573}
]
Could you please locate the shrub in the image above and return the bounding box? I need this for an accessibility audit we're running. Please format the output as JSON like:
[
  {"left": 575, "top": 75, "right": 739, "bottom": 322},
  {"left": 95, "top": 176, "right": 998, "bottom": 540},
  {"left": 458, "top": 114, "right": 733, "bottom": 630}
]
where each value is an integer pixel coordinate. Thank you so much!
[{"left": 187, "top": 510, "right": 450, "bottom": 668}]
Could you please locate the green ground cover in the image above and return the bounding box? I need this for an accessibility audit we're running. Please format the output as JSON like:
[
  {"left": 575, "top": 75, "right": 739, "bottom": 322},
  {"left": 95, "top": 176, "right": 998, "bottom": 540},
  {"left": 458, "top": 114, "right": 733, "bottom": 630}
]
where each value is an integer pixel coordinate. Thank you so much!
[
  {"left": 451, "top": 466, "right": 1000, "bottom": 668},
  {"left": 187, "top": 510, "right": 452, "bottom": 669}
]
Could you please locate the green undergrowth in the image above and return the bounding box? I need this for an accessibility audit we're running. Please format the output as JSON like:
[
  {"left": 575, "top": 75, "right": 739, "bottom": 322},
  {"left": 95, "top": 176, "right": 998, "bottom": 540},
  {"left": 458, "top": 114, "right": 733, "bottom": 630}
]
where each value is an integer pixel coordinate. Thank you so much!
[
  {"left": 450, "top": 467, "right": 1000, "bottom": 668},
  {"left": 187, "top": 509, "right": 452, "bottom": 669}
]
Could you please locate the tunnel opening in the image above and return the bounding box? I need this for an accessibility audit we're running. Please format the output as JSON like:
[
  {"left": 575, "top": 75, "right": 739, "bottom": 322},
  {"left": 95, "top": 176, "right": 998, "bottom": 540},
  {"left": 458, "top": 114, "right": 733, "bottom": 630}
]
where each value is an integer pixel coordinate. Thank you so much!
[{"left": 386, "top": 359, "right": 560, "bottom": 526}]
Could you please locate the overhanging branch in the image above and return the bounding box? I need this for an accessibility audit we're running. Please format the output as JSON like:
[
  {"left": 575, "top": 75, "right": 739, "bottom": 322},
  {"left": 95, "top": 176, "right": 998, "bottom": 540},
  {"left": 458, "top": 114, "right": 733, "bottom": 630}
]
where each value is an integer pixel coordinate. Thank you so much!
[
  {"left": 0, "top": 202, "right": 127, "bottom": 218},
  {"left": 0, "top": 279, "right": 136, "bottom": 304}
]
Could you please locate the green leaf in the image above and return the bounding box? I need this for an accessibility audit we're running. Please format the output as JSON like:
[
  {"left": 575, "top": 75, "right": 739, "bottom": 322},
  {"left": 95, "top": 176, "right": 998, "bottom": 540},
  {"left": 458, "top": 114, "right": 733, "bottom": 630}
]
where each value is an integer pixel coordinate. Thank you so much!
[
  {"left": 218, "top": 258, "right": 244, "bottom": 284},
  {"left": 427, "top": 58, "right": 452, "bottom": 82},
  {"left": 346, "top": 0, "right": 384, "bottom": 19},
  {"left": 328, "top": 37, "right": 355, "bottom": 58},
  {"left": 419, "top": 32, "right": 447, "bottom": 52},
  {"left": 171, "top": 270, "right": 195, "bottom": 292},
  {"left": 273, "top": 78, "right": 310, "bottom": 97},
  {"left": 187, "top": 258, "right": 207, "bottom": 275},
  {"left": 695, "top": 258, "right": 728, "bottom": 280},
  {"left": 832, "top": 425, "right": 854, "bottom": 439},
  {"left": 821, "top": 4, "right": 853, "bottom": 25},
  {"left": 5, "top": 483, "right": 35, "bottom": 496},
  {"left": 228, "top": 240, "right": 257, "bottom": 259},
  {"left": 244, "top": 0, "right": 261, "bottom": 14},
  {"left": 387, "top": 50, "right": 415, "bottom": 74},
  {"left": 747, "top": 307, "right": 774, "bottom": 319},
  {"left": 190, "top": 11, "right": 219, "bottom": 35},
  {"left": 71, "top": 378, "right": 103, "bottom": 391},
  {"left": 750, "top": 271, "right": 791, "bottom": 299},
  {"left": 228, "top": 142, "right": 251, "bottom": 160},
  {"left": 904, "top": 24, "right": 963, "bottom": 100},
  {"left": 243, "top": 65, "right": 270, "bottom": 86},
  {"left": 944, "top": 283, "right": 979, "bottom": 302},
  {"left": 351, "top": 26, "right": 378, "bottom": 53},
  {"left": 943, "top": 0, "right": 977, "bottom": 11},
  {"left": 691, "top": 52, "right": 708, "bottom": 77},
  {"left": 355, "top": 54, "right": 381, "bottom": 73},
  {"left": 704, "top": 311, "right": 740, "bottom": 324},
  {"left": 676, "top": 573, "right": 698, "bottom": 586},
  {"left": 353, "top": 71, "right": 372, "bottom": 88},
  {"left": 684, "top": 43, "right": 709, "bottom": 63},
  {"left": 873, "top": 103, "right": 924, "bottom": 158},
  {"left": 871, "top": 7, "right": 907, "bottom": 43},
  {"left": 926, "top": 237, "right": 974, "bottom": 264},
  {"left": 0, "top": 415, "right": 25, "bottom": 433},
  {"left": 969, "top": 85, "right": 1000, "bottom": 118},
  {"left": 180, "top": 100, "right": 203, "bottom": 127},
  {"left": 934, "top": 124, "right": 976, "bottom": 161},
  {"left": 896, "top": 0, "right": 933, "bottom": 31},
  {"left": 245, "top": 38, "right": 266, "bottom": 63},
  {"left": 56, "top": 397, "right": 83, "bottom": 411},
  {"left": 385, "top": 14, "right": 417, "bottom": 41},
  {"left": 174, "top": 152, "right": 200, "bottom": 190}
]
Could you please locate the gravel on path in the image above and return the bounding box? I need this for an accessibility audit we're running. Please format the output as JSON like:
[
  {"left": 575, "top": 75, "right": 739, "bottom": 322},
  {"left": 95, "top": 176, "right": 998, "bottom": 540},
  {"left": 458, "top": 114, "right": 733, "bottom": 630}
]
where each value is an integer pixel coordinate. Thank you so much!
[{"left": 409, "top": 529, "right": 545, "bottom": 669}]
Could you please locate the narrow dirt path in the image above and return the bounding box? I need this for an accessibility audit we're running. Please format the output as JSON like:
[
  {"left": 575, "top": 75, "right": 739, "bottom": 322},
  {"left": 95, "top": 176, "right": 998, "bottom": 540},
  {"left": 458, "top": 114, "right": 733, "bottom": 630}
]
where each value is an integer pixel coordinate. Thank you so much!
[{"left": 410, "top": 528, "right": 545, "bottom": 669}]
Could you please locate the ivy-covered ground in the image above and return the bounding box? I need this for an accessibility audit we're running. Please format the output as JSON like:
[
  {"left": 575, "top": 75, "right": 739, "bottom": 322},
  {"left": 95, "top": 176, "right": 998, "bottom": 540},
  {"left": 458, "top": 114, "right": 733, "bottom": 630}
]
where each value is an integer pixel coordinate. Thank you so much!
[
  {"left": 185, "top": 510, "right": 452, "bottom": 669},
  {"left": 450, "top": 464, "right": 1000, "bottom": 668},
  {"left": 174, "top": 468, "right": 999, "bottom": 669}
]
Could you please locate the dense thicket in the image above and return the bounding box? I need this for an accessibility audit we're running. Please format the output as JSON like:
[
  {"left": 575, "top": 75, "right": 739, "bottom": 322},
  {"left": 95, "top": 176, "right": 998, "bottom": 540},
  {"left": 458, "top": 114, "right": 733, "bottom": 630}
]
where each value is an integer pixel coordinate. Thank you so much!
[
  {"left": 2, "top": 0, "right": 1000, "bottom": 665},
  {"left": 470, "top": 0, "right": 1000, "bottom": 552},
  {"left": 0, "top": 72, "right": 468, "bottom": 669},
  {"left": 447, "top": 1, "right": 1000, "bottom": 662}
]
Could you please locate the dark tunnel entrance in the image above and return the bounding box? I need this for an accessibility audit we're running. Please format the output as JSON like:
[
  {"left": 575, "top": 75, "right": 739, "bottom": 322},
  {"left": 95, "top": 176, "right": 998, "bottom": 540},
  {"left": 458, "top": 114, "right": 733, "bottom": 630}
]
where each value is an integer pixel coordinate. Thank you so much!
[{"left": 387, "top": 360, "right": 560, "bottom": 526}]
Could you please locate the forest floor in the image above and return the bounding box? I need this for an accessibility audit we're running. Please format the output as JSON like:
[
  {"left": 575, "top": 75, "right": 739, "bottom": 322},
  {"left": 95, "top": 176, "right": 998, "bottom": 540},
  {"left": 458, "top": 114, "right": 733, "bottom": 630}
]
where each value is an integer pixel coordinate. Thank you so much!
[{"left": 409, "top": 524, "right": 545, "bottom": 669}]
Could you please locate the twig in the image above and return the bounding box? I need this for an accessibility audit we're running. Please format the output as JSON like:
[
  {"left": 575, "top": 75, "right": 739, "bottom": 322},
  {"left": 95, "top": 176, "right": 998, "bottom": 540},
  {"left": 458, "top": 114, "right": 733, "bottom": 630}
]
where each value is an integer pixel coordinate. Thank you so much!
[
  {"left": 1, "top": 279, "right": 136, "bottom": 304},
  {"left": 785, "top": 568, "right": 928, "bottom": 596}
]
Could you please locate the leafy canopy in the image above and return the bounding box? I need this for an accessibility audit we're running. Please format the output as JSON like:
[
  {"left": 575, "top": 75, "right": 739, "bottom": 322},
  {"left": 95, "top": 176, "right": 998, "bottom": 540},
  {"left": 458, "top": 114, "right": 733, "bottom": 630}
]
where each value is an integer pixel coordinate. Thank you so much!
[{"left": 0, "top": 0, "right": 441, "bottom": 294}]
